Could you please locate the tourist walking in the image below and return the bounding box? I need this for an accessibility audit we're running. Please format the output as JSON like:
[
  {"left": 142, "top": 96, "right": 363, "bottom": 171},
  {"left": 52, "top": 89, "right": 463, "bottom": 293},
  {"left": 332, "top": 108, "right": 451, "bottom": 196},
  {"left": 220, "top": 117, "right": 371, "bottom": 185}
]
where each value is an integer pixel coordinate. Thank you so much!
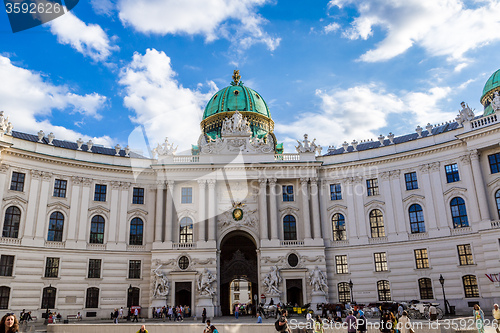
[
  {"left": 397, "top": 311, "right": 411, "bottom": 333},
  {"left": 275, "top": 310, "right": 291, "bottom": 333},
  {"left": 493, "top": 304, "right": 500, "bottom": 333},
  {"left": 357, "top": 310, "right": 367, "bottom": 333},
  {"left": 1, "top": 313, "right": 19, "bottom": 333},
  {"left": 202, "top": 308, "right": 207, "bottom": 323},
  {"left": 133, "top": 308, "right": 139, "bottom": 322},
  {"left": 113, "top": 308, "right": 119, "bottom": 324},
  {"left": 346, "top": 311, "right": 357, "bottom": 333},
  {"left": 203, "top": 320, "right": 211, "bottom": 333},
  {"left": 314, "top": 315, "right": 324, "bottom": 333},
  {"left": 473, "top": 304, "right": 485, "bottom": 333},
  {"left": 380, "top": 311, "right": 392, "bottom": 333}
]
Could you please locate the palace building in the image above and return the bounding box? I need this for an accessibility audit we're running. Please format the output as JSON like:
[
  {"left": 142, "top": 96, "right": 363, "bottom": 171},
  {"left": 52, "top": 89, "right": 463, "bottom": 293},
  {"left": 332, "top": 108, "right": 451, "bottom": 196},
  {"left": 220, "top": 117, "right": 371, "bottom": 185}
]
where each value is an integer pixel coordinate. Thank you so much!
[{"left": 0, "top": 70, "right": 500, "bottom": 318}]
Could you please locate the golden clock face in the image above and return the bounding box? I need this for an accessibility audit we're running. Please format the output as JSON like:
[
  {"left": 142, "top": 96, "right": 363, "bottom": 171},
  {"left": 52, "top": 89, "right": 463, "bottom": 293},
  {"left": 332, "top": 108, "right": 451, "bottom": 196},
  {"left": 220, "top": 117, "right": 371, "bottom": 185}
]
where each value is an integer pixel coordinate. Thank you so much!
[{"left": 232, "top": 208, "right": 243, "bottom": 221}]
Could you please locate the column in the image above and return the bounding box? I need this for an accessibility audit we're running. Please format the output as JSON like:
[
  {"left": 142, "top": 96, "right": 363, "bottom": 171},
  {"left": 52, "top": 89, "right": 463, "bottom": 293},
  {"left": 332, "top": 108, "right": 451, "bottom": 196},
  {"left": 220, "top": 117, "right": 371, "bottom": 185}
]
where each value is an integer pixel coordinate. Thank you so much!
[
  {"left": 198, "top": 180, "right": 206, "bottom": 242},
  {"left": 258, "top": 179, "right": 268, "bottom": 241},
  {"left": 300, "top": 178, "right": 312, "bottom": 240},
  {"left": 418, "top": 165, "right": 438, "bottom": 231},
  {"left": 23, "top": 170, "right": 41, "bottom": 239},
  {"left": 344, "top": 178, "right": 358, "bottom": 240},
  {"left": 319, "top": 180, "right": 330, "bottom": 241},
  {"left": 77, "top": 178, "right": 91, "bottom": 242},
  {"left": 380, "top": 172, "right": 397, "bottom": 236},
  {"left": 118, "top": 183, "right": 130, "bottom": 244},
  {"left": 208, "top": 180, "right": 216, "bottom": 241},
  {"left": 390, "top": 171, "right": 407, "bottom": 234},
  {"left": 310, "top": 178, "right": 322, "bottom": 239},
  {"left": 428, "top": 162, "right": 449, "bottom": 229},
  {"left": 108, "top": 181, "right": 120, "bottom": 243},
  {"left": 353, "top": 176, "right": 367, "bottom": 239},
  {"left": 0, "top": 164, "right": 9, "bottom": 206},
  {"left": 469, "top": 150, "right": 491, "bottom": 221},
  {"left": 458, "top": 155, "right": 481, "bottom": 224},
  {"left": 268, "top": 178, "right": 279, "bottom": 241},
  {"left": 67, "top": 177, "right": 81, "bottom": 242},
  {"left": 35, "top": 172, "right": 52, "bottom": 240},
  {"left": 155, "top": 181, "right": 164, "bottom": 242},
  {"left": 165, "top": 180, "right": 174, "bottom": 243}
]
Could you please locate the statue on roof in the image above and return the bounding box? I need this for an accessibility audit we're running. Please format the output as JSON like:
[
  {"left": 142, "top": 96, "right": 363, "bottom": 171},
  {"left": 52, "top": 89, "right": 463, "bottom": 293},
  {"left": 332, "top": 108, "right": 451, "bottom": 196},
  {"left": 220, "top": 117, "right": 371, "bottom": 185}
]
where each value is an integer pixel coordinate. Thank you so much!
[
  {"left": 492, "top": 91, "right": 500, "bottom": 112},
  {"left": 231, "top": 70, "right": 242, "bottom": 86},
  {"left": 458, "top": 102, "right": 475, "bottom": 122},
  {"left": 296, "top": 134, "right": 322, "bottom": 154}
]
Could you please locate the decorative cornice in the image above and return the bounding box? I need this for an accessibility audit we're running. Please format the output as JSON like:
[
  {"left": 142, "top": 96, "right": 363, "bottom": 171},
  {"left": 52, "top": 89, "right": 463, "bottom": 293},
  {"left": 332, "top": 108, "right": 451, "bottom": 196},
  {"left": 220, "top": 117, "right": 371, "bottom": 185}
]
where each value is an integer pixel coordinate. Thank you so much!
[
  {"left": 364, "top": 199, "right": 385, "bottom": 208},
  {"left": 0, "top": 164, "right": 9, "bottom": 173},
  {"left": 30, "top": 170, "right": 42, "bottom": 179},
  {"left": 460, "top": 154, "right": 471, "bottom": 165},
  {"left": 41, "top": 172, "right": 52, "bottom": 181},
  {"left": 443, "top": 186, "right": 467, "bottom": 197},
  {"left": 127, "top": 208, "right": 149, "bottom": 216},
  {"left": 389, "top": 170, "right": 401, "bottom": 179},
  {"left": 47, "top": 201, "right": 70, "bottom": 210},
  {"left": 402, "top": 194, "right": 425, "bottom": 203},
  {"left": 88, "top": 205, "right": 110, "bottom": 214},
  {"left": 380, "top": 171, "right": 391, "bottom": 180},
  {"left": 3, "top": 195, "right": 28, "bottom": 205},
  {"left": 327, "top": 204, "right": 348, "bottom": 211}
]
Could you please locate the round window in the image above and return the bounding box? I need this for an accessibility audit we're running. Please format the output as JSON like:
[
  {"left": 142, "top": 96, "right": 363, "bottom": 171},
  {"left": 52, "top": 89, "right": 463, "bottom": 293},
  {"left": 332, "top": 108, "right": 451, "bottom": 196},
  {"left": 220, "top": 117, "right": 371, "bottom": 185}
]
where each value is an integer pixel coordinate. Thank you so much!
[
  {"left": 287, "top": 253, "right": 299, "bottom": 267},
  {"left": 178, "top": 256, "right": 189, "bottom": 270}
]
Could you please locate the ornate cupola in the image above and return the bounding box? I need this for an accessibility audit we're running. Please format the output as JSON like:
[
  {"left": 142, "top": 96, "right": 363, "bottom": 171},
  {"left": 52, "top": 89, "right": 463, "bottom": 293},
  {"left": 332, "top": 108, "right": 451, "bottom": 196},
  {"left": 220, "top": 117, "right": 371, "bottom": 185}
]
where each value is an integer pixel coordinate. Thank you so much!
[
  {"left": 480, "top": 68, "right": 500, "bottom": 116},
  {"left": 200, "top": 70, "right": 275, "bottom": 141}
]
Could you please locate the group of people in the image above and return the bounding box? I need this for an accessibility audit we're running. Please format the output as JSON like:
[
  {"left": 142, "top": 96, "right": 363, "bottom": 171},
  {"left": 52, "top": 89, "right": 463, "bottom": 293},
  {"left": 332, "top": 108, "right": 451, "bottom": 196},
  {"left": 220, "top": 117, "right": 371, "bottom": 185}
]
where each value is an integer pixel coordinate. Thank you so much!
[
  {"left": 17, "top": 310, "right": 32, "bottom": 324},
  {"left": 111, "top": 307, "right": 139, "bottom": 323},
  {"left": 152, "top": 305, "right": 190, "bottom": 321}
]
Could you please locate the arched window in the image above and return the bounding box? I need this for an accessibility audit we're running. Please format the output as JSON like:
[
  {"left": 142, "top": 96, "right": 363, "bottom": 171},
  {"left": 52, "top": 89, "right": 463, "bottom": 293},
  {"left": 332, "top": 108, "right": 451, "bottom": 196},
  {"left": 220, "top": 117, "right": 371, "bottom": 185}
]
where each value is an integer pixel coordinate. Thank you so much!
[
  {"left": 377, "top": 280, "right": 391, "bottom": 301},
  {"left": 337, "top": 282, "right": 351, "bottom": 303},
  {"left": 86, "top": 287, "right": 99, "bottom": 308},
  {"left": 496, "top": 190, "right": 500, "bottom": 220},
  {"left": 2, "top": 206, "right": 21, "bottom": 238},
  {"left": 332, "top": 213, "right": 346, "bottom": 240},
  {"left": 370, "top": 209, "right": 385, "bottom": 238},
  {"left": 0, "top": 286, "right": 10, "bottom": 309},
  {"left": 41, "top": 286, "right": 57, "bottom": 309},
  {"left": 179, "top": 217, "right": 193, "bottom": 243},
  {"left": 47, "top": 212, "right": 64, "bottom": 242},
  {"left": 409, "top": 204, "right": 425, "bottom": 233},
  {"left": 283, "top": 215, "right": 297, "bottom": 240},
  {"left": 450, "top": 197, "right": 469, "bottom": 228},
  {"left": 418, "top": 278, "right": 434, "bottom": 299},
  {"left": 90, "top": 215, "right": 105, "bottom": 244},
  {"left": 462, "top": 275, "right": 479, "bottom": 298},
  {"left": 129, "top": 218, "right": 144, "bottom": 245}
]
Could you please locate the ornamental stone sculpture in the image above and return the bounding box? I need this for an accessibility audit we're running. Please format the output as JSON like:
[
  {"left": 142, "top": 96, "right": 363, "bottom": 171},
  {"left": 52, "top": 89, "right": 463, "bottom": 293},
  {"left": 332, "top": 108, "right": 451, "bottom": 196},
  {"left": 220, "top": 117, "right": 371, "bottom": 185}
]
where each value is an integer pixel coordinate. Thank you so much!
[
  {"left": 458, "top": 102, "right": 475, "bottom": 122},
  {"left": 221, "top": 111, "right": 251, "bottom": 136},
  {"left": 492, "top": 91, "right": 500, "bottom": 112},
  {"left": 309, "top": 266, "right": 328, "bottom": 294},
  {"left": 154, "top": 137, "right": 177, "bottom": 156},
  {"left": 296, "top": 134, "right": 321, "bottom": 154},
  {"left": 263, "top": 265, "right": 282, "bottom": 294},
  {"left": 152, "top": 265, "right": 170, "bottom": 298},
  {"left": 197, "top": 268, "right": 216, "bottom": 296}
]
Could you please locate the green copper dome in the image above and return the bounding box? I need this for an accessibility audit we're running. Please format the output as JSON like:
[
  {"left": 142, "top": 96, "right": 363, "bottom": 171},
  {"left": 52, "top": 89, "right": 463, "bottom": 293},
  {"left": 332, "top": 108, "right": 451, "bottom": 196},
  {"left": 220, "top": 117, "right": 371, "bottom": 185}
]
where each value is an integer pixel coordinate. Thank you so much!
[
  {"left": 481, "top": 69, "right": 500, "bottom": 116},
  {"left": 202, "top": 82, "right": 271, "bottom": 119}
]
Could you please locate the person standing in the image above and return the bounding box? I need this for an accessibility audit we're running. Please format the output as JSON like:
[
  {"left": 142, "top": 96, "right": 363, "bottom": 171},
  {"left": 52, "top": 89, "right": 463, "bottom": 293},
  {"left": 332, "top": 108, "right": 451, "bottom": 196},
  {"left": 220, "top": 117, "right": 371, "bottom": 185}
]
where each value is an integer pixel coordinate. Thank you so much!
[
  {"left": 314, "top": 315, "right": 324, "bottom": 333},
  {"left": 113, "top": 308, "right": 119, "bottom": 324},
  {"left": 133, "top": 308, "right": 139, "bottom": 322},
  {"left": 136, "top": 325, "right": 148, "bottom": 333},
  {"left": 380, "top": 311, "right": 392, "bottom": 333},
  {"left": 397, "top": 311, "right": 411, "bottom": 333},
  {"left": 346, "top": 311, "right": 357, "bottom": 333},
  {"left": 306, "top": 311, "right": 314, "bottom": 329},
  {"left": 235, "top": 304, "right": 239, "bottom": 319},
  {"left": 204, "top": 320, "right": 211, "bottom": 333},
  {"left": 119, "top": 307, "right": 123, "bottom": 319},
  {"left": 429, "top": 305, "right": 437, "bottom": 321},
  {"left": 357, "top": 310, "right": 367, "bottom": 333},
  {"left": 276, "top": 310, "right": 291, "bottom": 333},
  {"left": 1, "top": 313, "right": 19, "bottom": 333},
  {"left": 257, "top": 313, "right": 262, "bottom": 323},
  {"left": 397, "top": 304, "right": 404, "bottom": 319},
  {"left": 493, "top": 304, "right": 500, "bottom": 333},
  {"left": 202, "top": 308, "right": 207, "bottom": 323},
  {"left": 473, "top": 304, "right": 485, "bottom": 333}
]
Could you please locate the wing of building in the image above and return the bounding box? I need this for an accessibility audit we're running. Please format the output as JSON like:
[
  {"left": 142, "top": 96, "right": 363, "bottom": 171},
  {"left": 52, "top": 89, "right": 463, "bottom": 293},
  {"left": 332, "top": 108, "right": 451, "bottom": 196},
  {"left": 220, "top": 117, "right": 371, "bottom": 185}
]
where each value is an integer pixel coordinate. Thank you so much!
[{"left": 0, "top": 70, "right": 500, "bottom": 318}]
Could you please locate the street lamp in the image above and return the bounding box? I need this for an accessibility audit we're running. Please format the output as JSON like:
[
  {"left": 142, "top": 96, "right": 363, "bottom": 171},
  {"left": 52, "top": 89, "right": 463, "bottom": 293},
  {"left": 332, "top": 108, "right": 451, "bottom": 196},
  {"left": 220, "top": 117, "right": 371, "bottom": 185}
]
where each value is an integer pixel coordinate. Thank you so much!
[
  {"left": 128, "top": 284, "right": 133, "bottom": 321},
  {"left": 349, "top": 279, "right": 354, "bottom": 303},
  {"left": 439, "top": 275, "right": 449, "bottom": 315}
]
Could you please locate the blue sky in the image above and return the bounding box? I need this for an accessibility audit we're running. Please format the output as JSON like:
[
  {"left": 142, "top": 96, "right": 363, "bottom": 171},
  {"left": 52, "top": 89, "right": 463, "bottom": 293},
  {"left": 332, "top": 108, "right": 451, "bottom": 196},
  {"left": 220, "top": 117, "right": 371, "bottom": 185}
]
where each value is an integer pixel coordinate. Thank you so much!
[{"left": 1, "top": 0, "right": 500, "bottom": 154}]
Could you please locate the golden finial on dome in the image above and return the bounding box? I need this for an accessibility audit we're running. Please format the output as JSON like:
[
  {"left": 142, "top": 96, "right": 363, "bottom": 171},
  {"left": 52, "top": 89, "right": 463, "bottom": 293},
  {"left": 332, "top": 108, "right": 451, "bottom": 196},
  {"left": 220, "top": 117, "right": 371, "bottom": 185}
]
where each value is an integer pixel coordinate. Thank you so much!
[{"left": 231, "top": 70, "right": 241, "bottom": 86}]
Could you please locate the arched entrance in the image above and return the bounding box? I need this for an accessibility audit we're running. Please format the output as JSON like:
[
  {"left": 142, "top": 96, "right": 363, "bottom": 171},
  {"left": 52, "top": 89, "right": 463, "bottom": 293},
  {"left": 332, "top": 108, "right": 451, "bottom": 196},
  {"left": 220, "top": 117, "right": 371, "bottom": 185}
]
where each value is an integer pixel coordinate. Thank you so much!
[{"left": 220, "top": 231, "right": 258, "bottom": 316}]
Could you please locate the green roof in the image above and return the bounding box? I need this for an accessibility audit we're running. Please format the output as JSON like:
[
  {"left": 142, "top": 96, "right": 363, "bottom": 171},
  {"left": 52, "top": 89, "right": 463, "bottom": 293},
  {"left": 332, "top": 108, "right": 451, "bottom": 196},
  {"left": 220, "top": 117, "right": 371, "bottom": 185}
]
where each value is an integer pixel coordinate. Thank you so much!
[
  {"left": 202, "top": 84, "right": 271, "bottom": 120},
  {"left": 482, "top": 69, "right": 500, "bottom": 101}
]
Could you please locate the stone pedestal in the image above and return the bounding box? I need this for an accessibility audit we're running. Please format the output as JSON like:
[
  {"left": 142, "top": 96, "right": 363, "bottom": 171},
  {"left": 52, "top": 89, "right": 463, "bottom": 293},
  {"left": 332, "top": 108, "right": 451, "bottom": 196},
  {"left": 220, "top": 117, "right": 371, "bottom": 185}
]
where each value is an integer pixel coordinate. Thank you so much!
[
  {"left": 310, "top": 291, "right": 327, "bottom": 315},
  {"left": 196, "top": 295, "right": 215, "bottom": 318},
  {"left": 265, "top": 292, "right": 282, "bottom": 306}
]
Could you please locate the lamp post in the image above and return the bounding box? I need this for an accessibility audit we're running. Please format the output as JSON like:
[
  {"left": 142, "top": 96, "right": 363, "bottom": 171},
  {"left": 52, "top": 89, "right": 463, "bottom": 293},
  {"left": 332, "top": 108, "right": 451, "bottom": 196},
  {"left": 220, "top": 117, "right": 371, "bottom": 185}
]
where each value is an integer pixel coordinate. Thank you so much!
[
  {"left": 349, "top": 279, "right": 354, "bottom": 303},
  {"left": 127, "top": 284, "right": 133, "bottom": 321},
  {"left": 439, "top": 275, "right": 449, "bottom": 315}
]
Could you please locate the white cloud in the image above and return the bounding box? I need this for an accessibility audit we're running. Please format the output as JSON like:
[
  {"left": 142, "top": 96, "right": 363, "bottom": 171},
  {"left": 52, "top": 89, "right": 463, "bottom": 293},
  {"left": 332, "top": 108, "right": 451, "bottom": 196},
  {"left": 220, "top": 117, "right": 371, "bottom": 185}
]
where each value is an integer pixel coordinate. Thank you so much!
[
  {"left": 117, "top": 0, "right": 280, "bottom": 52},
  {"left": 324, "top": 22, "right": 341, "bottom": 34},
  {"left": 49, "top": 11, "right": 119, "bottom": 62},
  {"left": 0, "top": 55, "right": 111, "bottom": 145},
  {"left": 329, "top": 0, "right": 500, "bottom": 62},
  {"left": 118, "top": 49, "right": 217, "bottom": 152},
  {"left": 90, "top": 0, "right": 115, "bottom": 16},
  {"left": 275, "top": 83, "right": 453, "bottom": 151}
]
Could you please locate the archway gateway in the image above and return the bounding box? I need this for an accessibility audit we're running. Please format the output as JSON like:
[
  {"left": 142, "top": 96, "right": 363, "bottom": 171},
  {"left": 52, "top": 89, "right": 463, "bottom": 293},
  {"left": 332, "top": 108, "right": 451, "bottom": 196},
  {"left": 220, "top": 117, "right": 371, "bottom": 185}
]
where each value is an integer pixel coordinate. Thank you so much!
[{"left": 219, "top": 231, "right": 258, "bottom": 316}]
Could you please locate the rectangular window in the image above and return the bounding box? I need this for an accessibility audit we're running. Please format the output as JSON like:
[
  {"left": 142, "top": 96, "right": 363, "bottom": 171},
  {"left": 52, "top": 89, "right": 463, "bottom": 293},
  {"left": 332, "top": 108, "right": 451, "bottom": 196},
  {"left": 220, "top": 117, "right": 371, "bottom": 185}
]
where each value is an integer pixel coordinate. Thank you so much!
[
  {"left": 335, "top": 255, "right": 348, "bottom": 274},
  {"left": 94, "top": 184, "right": 107, "bottom": 202},
  {"left": 330, "top": 184, "right": 342, "bottom": 200},
  {"left": 44, "top": 257, "right": 60, "bottom": 278},
  {"left": 282, "top": 185, "right": 294, "bottom": 201},
  {"left": 132, "top": 187, "right": 144, "bottom": 204},
  {"left": 128, "top": 260, "right": 141, "bottom": 279},
  {"left": 0, "top": 255, "right": 14, "bottom": 276},
  {"left": 374, "top": 252, "right": 388, "bottom": 272},
  {"left": 88, "top": 259, "right": 101, "bottom": 279},
  {"left": 10, "top": 172, "right": 25, "bottom": 192},
  {"left": 53, "top": 179, "right": 67, "bottom": 198},
  {"left": 181, "top": 187, "right": 192, "bottom": 204},
  {"left": 414, "top": 249, "right": 429, "bottom": 269},
  {"left": 367, "top": 179, "right": 379, "bottom": 196},
  {"left": 445, "top": 164, "right": 460, "bottom": 183},
  {"left": 489, "top": 153, "right": 500, "bottom": 174},
  {"left": 405, "top": 172, "right": 418, "bottom": 190},
  {"left": 457, "top": 244, "right": 474, "bottom": 265}
]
